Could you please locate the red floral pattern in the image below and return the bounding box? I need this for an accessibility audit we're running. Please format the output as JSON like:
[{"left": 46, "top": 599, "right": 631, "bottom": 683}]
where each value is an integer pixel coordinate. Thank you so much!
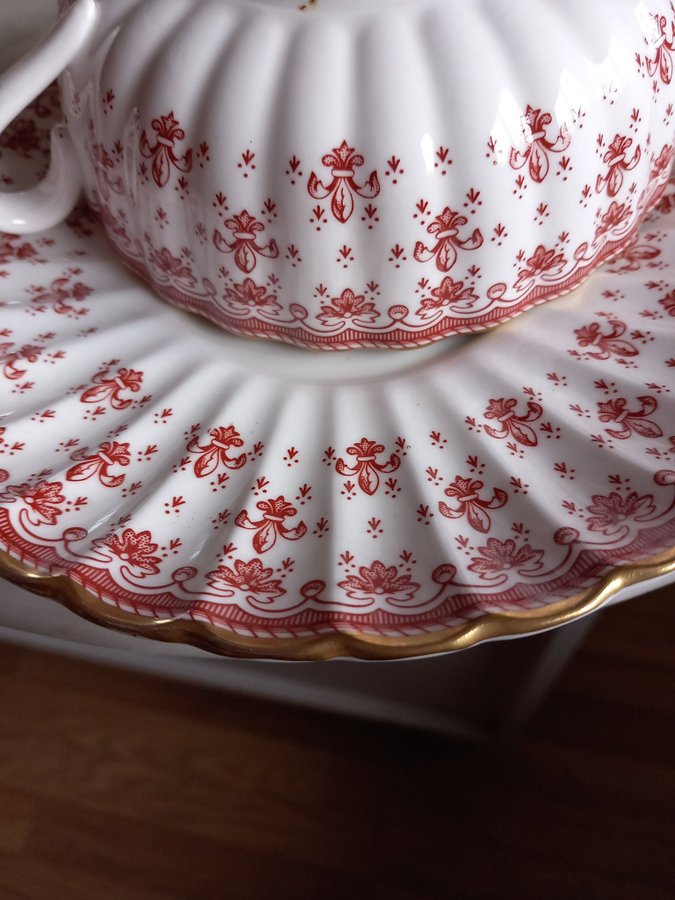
[
  {"left": 468, "top": 538, "right": 544, "bottom": 577},
  {"left": 80, "top": 368, "right": 144, "bottom": 410},
  {"left": 308, "top": 141, "right": 380, "bottom": 224},
  {"left": 416, "top": 277, "right": 479, "bottom": 317},
  {"left": 17, "top": 481, "right": 65, "bottom": 526},
  {"left": 206, "top": 558, "right": 285, "bottom": 600},
  {"left": 66, "top": 441, "right": 130, "bottom": 488},
  {"left": 103, "top": 528, "right": 162, "bottom": 576},
  {"left": 483, "top": 398, "right": 543, "bottom": 447},
  {"left": 597, "top": 396, "right": 663, "bottom": 440},
  {"left": 414, "top": 207, "right": 483, "bottom": 273},
  {"left": 222, "top": 279, "right": 281, "bottom": 315},
  {"left": 573, "top": 319, "right": 638, "bottom": 360},
  {"left": 235, "top": 496, "right": 307, "bottom": 554},
  {"left": 317, "top": 289, "right": 380, "bottom": 326},
  {"left": 0, "top": 84, "right": 674, "bottom": 649},
  {"left": 646, "top": 13, "right": 675, "bottom": 84},
  {"left": 140, "top": 112, "right": 193, "bottom": 188},
  {"left": 596, "top": 135, "right": 641, "bottom": 198},
  {"left": 338, "top": 561, "right": 420, "bottom": 605},
  {"left": 515, "top": 245, "right": 566, "bottom": 289},
  {"left": 509, "top": 106, "right": 571, "bottom": 183},
  {"left": 336, "top": 439, "right": 401, "bottom": 496},
  {"left": 187, "top": 426, "right": 247, "bottom": 478},
  {"left": 213, "top": 211, "right": 279, "bottom": 274},
  {"left": 439, "top": 476, "right": 508, "bottom": 534},
  {"left": 585, "top": 491, "right": 656, "bottom": 535}
]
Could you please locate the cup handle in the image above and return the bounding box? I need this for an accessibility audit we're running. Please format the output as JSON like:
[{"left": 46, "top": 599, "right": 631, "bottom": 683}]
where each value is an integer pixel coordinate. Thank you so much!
[{"left": 0, "top": 0, "right": 99, "bottom": 234}]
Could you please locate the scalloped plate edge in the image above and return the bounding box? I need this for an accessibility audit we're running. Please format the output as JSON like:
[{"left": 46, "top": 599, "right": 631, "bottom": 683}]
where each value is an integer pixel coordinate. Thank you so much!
[{"left": 1, "top": 547, "right": 674, "bottom": 660}]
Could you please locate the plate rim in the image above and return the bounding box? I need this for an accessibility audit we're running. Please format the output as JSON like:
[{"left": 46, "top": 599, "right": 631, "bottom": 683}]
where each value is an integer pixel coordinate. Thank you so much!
[{"left": 2, "top": 546, "right": 674, "bottom": 660}]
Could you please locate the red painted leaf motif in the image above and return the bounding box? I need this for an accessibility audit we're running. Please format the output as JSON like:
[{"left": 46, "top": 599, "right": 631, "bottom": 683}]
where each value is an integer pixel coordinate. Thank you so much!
[
  {"left": 253, "top": 519, "right": 277, "bottom": 554},
  {"left": 236, "top": 242, "right": 256, "bottom": 275},
  {"left": 628, "top": 418, "right": 664, "bottom": 439},
  {"left": 358, "top": 465, "right": 378, "bottom": 496},
  {"left": 333, "top": 181, "right": 354, "bottom": 225},
  {"left": 466, "top": 503, "right": 491, "bottom": 533},
  {"left": 506, "top": 420, "right": 538, "bottom": 447},
  {"left": 66, "top": 459, "right": 102, "bottom": 482},
  {"left": 153, "top": 152, "right": 170, "bottom": 189},
  {"left": 194, "top": 447, "right": 220, "bottom": 478},
  {"left": 80, "top": 383, "right": 112, "bottom": 404},
  {"left": 529, "top": 141, "right": 550, "bottom": 183}
]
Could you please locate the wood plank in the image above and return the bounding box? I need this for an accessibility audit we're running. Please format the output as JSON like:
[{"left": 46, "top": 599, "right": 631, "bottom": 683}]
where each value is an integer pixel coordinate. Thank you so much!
[{"left": 0, "top": 585, "right": 672, "bottom": 899}]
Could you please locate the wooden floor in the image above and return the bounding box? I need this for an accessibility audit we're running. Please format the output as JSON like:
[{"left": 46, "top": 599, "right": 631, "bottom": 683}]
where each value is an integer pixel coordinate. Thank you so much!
[{"left": 0, "top": 588, "right": 673, "bottom": 900}]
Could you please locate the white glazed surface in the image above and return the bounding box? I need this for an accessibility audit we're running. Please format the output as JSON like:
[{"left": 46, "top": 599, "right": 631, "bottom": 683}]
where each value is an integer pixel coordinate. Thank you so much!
[
  {"left": 1, "top": 91, "right": 674, "bottom": 653},
  {"left": 38, "top": 0, "right": 674, "bottom": 346}
]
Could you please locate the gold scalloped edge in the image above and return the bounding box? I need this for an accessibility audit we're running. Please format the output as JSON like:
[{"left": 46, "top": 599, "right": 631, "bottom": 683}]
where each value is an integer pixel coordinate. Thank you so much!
[{"left": 1, "top": 547, "right": 674, "bottom": 660}]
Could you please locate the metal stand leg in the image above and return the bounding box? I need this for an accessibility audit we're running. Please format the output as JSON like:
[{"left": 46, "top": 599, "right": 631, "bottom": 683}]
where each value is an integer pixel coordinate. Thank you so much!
[{"left": 496, "top": 613, "right": 598, "bottom": 740}]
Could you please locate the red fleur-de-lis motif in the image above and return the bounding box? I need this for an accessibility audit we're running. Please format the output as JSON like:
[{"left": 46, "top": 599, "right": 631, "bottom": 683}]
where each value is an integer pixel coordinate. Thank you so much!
[
  {"left": 30, "top": 275, "right": 93, "bottom": 316},
  {"left": 187, "top": 425, "right": 247, "bottom": 478},
  {"left": 140, "top": 112, "right": 193, "bottom": 188},
  {"left": 596, "top": 135, "right": 641, "bottom": 197},
  {"left": 0, "top": 233, "right": 39, "bottom": 266},
  {"left": 308, "top": 141, "right": 380, "bottom": 224},
  {"left": 1, "top": 342, "right": 41, "bottom": 381},
  {"left": 483, "top": 397, "right": 543, "bottom": 447},
  {"left": 646, "top": 13, "right": 675, "bottom": 84},
  {"left": 574, "top": 319, "right": 639, "bottom": 360},
  {"left": 660, "top": 290, "right": 675, "bottom": 317},
  {"left": 235, "top": 496, "right": 307, "bottom": 554},
  {"left": 213, "top": 210, "right": 279, "bottom": 274},
  {"left": 651, "top": 143, "right": 675, "bottom": 182},
  {"left": 335, "top": 438, "right": 401, "bottom": 496},
  {"left": 80, "top": 367, "right": 143, "bottom": 410},
  {"left": 413, "top": 207, "right": 483, "bottom": 273},
  {"left": 439, "top": 475, "right": 508, "bottom": 533},
  {"left": 509, "top": 106, "right": 571, "bottom": 183},
  {"left": 66, "top": 441, "right": 131, "bottom": 488},
  {"left": 597, "top": 396, "right": 663, "bottom": 440},
  {"left": 90, "top": 142, "right": 124, "bottom": 201}
]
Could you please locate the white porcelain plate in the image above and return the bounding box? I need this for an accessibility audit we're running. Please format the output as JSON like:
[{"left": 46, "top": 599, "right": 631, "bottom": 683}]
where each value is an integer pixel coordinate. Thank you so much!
[{"left": 1, "top": 93, "right": 675, "bottom": 659}]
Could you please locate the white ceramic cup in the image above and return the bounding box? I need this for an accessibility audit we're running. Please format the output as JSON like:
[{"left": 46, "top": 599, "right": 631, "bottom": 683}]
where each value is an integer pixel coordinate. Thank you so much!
[
  {"left": 0, "top": 0, "right": 98, "bottom": 233},
  {"left": 1, "top": 0, "right": 673, "bottom": 350}
]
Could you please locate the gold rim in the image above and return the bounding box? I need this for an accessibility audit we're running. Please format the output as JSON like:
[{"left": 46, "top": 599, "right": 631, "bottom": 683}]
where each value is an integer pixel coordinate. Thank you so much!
[{"left": 1, "top": 547, "right": 674, "bottom": 659}]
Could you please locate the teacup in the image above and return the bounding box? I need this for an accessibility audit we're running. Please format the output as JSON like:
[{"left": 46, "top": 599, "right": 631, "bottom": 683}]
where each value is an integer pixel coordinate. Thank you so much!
[{"left": 1, "top": 0, "right": 674, "bottom": 349}]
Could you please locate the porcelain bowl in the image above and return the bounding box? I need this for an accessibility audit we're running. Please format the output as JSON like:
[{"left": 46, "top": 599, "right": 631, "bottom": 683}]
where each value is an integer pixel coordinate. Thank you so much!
[{"left": 56, "top": 0, "right": 675, "bottom": 348}]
